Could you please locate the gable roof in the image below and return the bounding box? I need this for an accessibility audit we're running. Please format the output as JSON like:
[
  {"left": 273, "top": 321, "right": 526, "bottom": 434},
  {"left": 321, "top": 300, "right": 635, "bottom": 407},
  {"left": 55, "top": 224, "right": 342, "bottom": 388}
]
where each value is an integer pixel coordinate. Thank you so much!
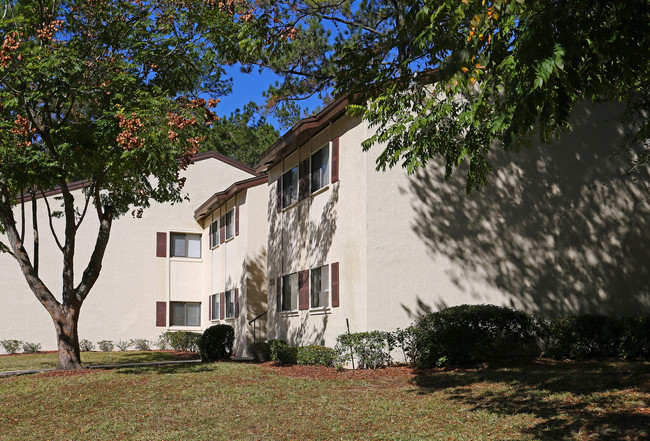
[
  {"left": 193, "top": 175, "right": 268, "bottom": 221},
  {"left": 20, "top": 151, "right": 259, "bottom": 203},
  {"left": 255, "top": 96, "right": 349, "bottom": 173}
]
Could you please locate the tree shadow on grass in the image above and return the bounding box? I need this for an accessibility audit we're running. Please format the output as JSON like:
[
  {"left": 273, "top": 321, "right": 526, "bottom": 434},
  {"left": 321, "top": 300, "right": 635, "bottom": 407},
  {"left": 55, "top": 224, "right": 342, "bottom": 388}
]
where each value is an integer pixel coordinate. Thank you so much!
[{"left": 411, "top": 360, "right": 650, "bottom": 440}]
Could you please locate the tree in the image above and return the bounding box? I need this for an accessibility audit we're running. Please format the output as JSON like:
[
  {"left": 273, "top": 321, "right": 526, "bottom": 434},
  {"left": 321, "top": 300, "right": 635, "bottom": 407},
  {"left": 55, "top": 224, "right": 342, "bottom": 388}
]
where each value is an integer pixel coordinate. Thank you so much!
[
  {"left": 0, "top": 0, "right": 239, "bottom": 369},
  {"left": 201, "top": 102, "right": 279, "bottom": 167},
  {"left": 237, "top": 0, "right": 650, "bottom": 191}
]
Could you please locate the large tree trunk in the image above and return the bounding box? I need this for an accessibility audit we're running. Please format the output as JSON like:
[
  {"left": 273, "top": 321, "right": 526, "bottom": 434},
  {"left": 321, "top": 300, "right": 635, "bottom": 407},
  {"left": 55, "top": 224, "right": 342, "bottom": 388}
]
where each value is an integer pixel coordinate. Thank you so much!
[{"left": 52, "top": 307, "right": 82, "bottom": 370}]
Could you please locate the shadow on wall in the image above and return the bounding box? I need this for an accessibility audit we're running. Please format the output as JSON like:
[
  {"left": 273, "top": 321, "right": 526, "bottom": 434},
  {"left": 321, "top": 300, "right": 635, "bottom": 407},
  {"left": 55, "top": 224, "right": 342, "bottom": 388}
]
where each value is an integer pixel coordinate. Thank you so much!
[
  {"left": 242, "top": 248, "right": 268, "bottom": 345},
  {"left": 266, "top": 181, "right": 339, "bottom": 345},
  {"left": 404, "top": 102, "right": 650, "bottom": 317}
]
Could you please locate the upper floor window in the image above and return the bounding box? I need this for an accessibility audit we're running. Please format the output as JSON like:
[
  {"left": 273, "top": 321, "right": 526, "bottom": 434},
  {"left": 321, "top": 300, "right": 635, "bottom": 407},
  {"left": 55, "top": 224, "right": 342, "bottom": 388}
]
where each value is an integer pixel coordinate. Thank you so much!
[
  {"left": 281, "top": 273, "right": 298, "bottom": 311},
  {"left": 311, "top": 145, "right": 329, "bottom": 192},
  {"left": 225, "top": 209, "right": 235, "bottom": 240},
  {"left": 282, "top": 166, "right": 298, "bottom": 209},
  {"left": 311, "top": 265, "right": 330, "bottom": 308},
  {"left": 210, "top": 219, "right": 219, "bottom": 248},
  {"left": 170, "top": 233, "right": 201, "bottom": 258}
]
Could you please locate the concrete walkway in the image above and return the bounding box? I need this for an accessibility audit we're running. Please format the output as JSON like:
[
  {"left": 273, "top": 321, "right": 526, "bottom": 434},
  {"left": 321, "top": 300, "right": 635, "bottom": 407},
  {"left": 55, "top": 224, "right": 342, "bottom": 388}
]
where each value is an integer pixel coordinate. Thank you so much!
[{"left": 0, "top": 358, "right": 202, "bottom": 378}]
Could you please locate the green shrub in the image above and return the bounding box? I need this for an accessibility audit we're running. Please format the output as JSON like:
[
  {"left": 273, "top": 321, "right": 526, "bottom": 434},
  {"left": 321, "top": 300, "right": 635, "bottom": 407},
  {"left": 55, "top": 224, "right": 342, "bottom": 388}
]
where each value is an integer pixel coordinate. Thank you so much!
[
  {"left": 131, "top": 338, "right": 151, "bottom": 351},
  {"left": 249, "top": 342, "right": 271, "bottom": 362},
  {"left": 22, "top": 342, "right": 41, "bottom": 353},
  {"left": 547, "top": 315, "right": 622, "bottom": 360},
  {"left": 198, "top": 325, "right": 234, "bottom": 361},
  {"left": 161, "top": 331, "right": 201, "bottom": 352},
  {"left": 79, "top": 339, "right": 95, "bottom": 352},
  {"left": 297, "top": 345, "right": 336, "bottom": 366},
  {"left": 156, "top": 334, "right": 170, "bottom": 350},
  {"left": 413, "top": 304, "right": 545, "bottom": 367},
  {"left": 391, "top": 327, "right": 419, "bottom": 365},
  {"left": 1, "top": 339, "right": 23, "bottom": 354},
  {"left": 336, "top": 331, "right": 393, "bottom": 369},
  {"left": 618, "top": 315, "right": 650, "bottom": 359},
  {"left": 116, "top": 340, "right": 131, "bottom": 351},
  {"left": 98, "top": 340, "right": 114, "bottom": 352},
  {"left": 269, "top": 339, "right": 298, "bottom": 365}
]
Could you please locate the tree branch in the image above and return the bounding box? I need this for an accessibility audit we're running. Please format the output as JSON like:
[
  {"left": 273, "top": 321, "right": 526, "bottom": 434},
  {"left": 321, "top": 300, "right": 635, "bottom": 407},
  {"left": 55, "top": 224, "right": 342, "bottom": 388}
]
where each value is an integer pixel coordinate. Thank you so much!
[{"left": 40, "top": 188, "right": 64, "bottom": 251}]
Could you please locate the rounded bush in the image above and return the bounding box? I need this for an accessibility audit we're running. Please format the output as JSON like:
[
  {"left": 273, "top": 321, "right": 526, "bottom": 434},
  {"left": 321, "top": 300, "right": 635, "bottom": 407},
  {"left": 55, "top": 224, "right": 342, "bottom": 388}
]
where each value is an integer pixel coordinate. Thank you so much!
[
  {"left": 297, "top": 345, "right": 336, "bottom": 366},
  {"left": 413, "top": 304, "right": 545, "bottom": 367},
  {"left": 198, "top": 325, "right": 234, "bottom": 361},
  {"left": 547, "top": 315, "right": 622, "bottom": 360},
  {"left": 249, "top": 342, "right": 271, "bottom": 362},
  {"left": 269, "top": 339, "right": 298, "bottom": 365}
]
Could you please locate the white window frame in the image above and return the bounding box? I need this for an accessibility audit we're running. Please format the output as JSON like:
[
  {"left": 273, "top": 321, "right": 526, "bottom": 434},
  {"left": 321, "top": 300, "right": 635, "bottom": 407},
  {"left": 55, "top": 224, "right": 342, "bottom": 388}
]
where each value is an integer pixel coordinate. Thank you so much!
[
  {"left": 170, "top": 301, "right": 201, "bottom": 327},
  {"left": 282, "top": 166, "right": 298, "bottom": 209},
  {"left": 310, "top": 265, "right": 330, "bottom": 309},
  {"left": 225, "top": 289, "right": 236, "bottom": 319},
  {"left": 310, "top": 144, "right": 330, "bottom": 193},
  {"left": 281, "top": 273, "right": 298, "bottom": 312},
  {"left": 170, "top": 232, "right": 201, "bottom": 258},
  {"left": 210, "top": 294, "right": 220, "bottom": 321},
  {"left": 210, "top": 218, "right": 219, "bottom": 248}
]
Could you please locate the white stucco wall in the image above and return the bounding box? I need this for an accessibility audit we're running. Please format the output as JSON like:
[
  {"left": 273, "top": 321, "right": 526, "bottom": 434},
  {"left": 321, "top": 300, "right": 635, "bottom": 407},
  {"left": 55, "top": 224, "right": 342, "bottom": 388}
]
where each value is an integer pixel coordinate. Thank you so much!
[{"left": 0, "top": 155, "right": 256, "bottom": 352}]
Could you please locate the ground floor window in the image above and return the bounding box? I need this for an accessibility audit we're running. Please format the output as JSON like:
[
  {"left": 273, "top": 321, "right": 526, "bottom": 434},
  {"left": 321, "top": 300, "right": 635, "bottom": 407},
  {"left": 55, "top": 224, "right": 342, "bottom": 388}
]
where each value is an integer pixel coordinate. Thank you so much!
[
  {"left": 225, "top": 289, "right": 235, "bottom": 318},
  {"left": 281, "top": 273, "right": 298, "bottom": 311},
  {"left": 170, "top": 302, "right": 201, "bottom": 326},
  {"left": 210, "top": 294, "right": 220, "bottom": 320},
  {"left": 311, "top": 265, "right": 329, "bottom": 308}
]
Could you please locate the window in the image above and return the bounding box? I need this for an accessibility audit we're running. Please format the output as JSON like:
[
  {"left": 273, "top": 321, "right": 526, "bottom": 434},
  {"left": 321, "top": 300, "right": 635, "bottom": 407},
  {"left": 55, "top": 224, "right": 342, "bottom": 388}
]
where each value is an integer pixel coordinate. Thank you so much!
[
  {"left": 311, "top": 145, "right": 329, "bottom": 192},
  {"left": 210, "top": 294, "right": 220, "bottom": 320},
  {"left": 225, "top": 209, "right": 234, "bottom": 240},
  {"left": 170, "top": 302, "right": 200, "bottom": 326},
  {"left": 311, "top": 265, "right": 330, "bottom": 308},
  {"left": 281, "top": 273, "right": 298, "bottom": 311},
  {"left": 225, "top": 289, "right": 235, "bottom": 318},
  {"left": 282, "top": 166, "right": 298, "bottom": 208},
  {"left": 210, "top": 219, "right": 219, "bottom": 248},
  {"left": 170, "top": 233, "right": 201, "bottom": 258}
]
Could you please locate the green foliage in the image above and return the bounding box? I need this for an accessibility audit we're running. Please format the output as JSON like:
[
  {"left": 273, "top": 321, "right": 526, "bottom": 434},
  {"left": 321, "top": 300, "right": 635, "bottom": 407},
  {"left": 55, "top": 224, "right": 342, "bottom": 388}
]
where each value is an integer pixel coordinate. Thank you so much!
[
  {"left": 156, "top": 335, "right": 170, "bottom": 350},
  {"left": 97, "top": 340, "right": 114, "bottom": 352},
  {"left": 249, "top": 342, "right": 271, "bottom": 362},
  {"left": 201, "top": 102, "right": 279, "bottom": 166},
  {"left": 243, "top": 0, "right": 650, "bottom": 190},
  {"left": 115, "top": 340, "right": 132, "bottom": 351},
  {"left": 79, "top": 339, "right": 95, "bottom": 352},
  {"left": 198, "top": 325, "right": 234, "bottom": 361},
  {"left": 391, "top": 327, "right": 419, "bottom": 366},
  {"left": 618, "top": 315, "right": 650, "bottom": 360},
  {"left": 269, "top": 340, "right": 298, "bottom": 365},
  {"left": 22, "top": 342, "right": 41, "bottom": 354},
  {"left": 161, "top": 331, "right": 201, "bottom": 353},
  {"left": 131, "top": 339, "right": 151, "bottom": 351},
  {"left": 413, "top": 305, "right": 545, "bottom": 367},
  {"left": 547, "top": 315, "right": 622, "bottom": 360},
  {"left": 336, "top": 331, "right": 394, "bottom": 369},
  {"left": 1, "top": 339, "right": 23, "bottom": 354},
  {"left": 296, "top": 345, "right": 336, "bottom": 367}
]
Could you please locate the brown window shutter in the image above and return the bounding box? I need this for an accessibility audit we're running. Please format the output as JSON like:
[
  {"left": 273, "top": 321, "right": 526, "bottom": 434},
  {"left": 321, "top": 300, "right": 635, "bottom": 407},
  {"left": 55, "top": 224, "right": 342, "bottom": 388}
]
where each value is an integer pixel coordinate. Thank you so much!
[
  {"left": 331, "top": 262, "right": 340, "bottom": 307},
  {"left": 331, "top": 137, "right": 339, "bottom": 183},
  {"left": 220, "top": 216, "right": 225, "bottom": 243},
  {"left": 299, "top": 159, "right": 310, "bottom": 200},
  {"left": 276, "top": 278, "right": 281, "bottom": 312},
  {"left": 156, "top": 232, "right": 166, "bottom": 257},
  {"left": 276, "top": 178, "right": 282, "bottom": 213},
  {"left": 220, "top": 292, "right": 225, "bottom": 319},
  {"left": 235, "top": 206, "right": 240, "bottom": 236},
  {"left": 298, "top": 270, "right": 309, "bottom": 310},
  {"left": 156, "top": 301, "right": 166, "bottom": 327},
  {"left": 235, "top": 288, "right": 240, "bottom": 318}
]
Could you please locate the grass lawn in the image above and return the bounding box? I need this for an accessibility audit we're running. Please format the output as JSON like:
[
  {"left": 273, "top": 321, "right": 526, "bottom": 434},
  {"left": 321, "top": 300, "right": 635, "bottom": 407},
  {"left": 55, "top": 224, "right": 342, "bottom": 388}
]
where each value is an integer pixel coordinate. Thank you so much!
[
  {"left": 0, "top": 358, "right": 649, "bottom": 441},
  {"left": 0, "top": 350, "right": 198, "bottom": 373}
]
